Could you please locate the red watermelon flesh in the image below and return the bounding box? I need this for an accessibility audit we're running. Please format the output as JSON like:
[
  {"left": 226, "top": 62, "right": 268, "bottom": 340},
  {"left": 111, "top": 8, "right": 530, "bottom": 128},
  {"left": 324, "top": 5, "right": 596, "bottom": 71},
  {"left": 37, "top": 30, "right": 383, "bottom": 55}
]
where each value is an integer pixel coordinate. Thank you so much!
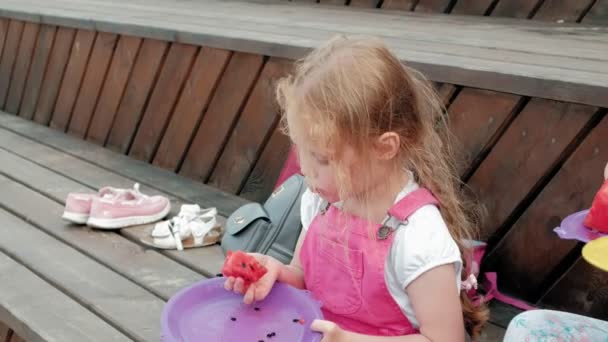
[
  {"left": 585, "top": 180, "right": 608, "bottom": 234},
  {"left": 222, "top": 251, "right": 268, "bottom": 287}
]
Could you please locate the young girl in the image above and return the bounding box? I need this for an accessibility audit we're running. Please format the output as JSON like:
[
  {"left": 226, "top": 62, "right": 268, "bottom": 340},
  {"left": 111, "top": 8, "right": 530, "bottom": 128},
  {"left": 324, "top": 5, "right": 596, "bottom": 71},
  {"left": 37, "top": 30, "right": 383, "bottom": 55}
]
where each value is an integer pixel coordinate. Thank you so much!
[{"left": 224, "top": 36, "right": 488, "bottom": 341}]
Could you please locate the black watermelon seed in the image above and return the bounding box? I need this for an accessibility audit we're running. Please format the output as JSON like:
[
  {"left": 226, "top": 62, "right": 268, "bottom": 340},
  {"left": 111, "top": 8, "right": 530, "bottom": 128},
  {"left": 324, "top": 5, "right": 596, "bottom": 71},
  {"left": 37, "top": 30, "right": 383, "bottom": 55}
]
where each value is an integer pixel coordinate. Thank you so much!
[
  {"left": 230, "top": 317, "right": 236, "bottom": 321},
  {"left": 241, "top": 262, "right": 247, "bottom": 268},
  {"left": 254, "top": 307, "right": 260, "bottom": 311},
  {"left": 292, "top": 319, "right": 299, "bottom": 323}
]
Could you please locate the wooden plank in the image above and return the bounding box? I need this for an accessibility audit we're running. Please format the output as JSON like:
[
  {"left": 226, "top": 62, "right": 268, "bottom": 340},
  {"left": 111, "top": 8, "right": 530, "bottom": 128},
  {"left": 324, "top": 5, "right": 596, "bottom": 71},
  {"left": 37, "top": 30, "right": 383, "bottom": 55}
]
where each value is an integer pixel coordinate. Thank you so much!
[
  {"left": 438, "top": 83, "right": 459, "bottom": 106},
  {"left": 491, "top": 0, "right": 542, "bottom": 18},
  {"left": 0, "top": 206, "right": 164, "bottom": 341},
  {"left": 414, "top": 0, "right": 453, "bottom": 12},
  {"left": 208, "top": 57, "right": 290, "bottom": 194},
  {"left": 0, "top": 20, "right": 24, "bottom": 109},
  {"left": 18, "top": 25, "right": 56, "bottom": 120},
  {"left": 447, "top": 88, "right": 521, "bottom": 177},
  {"left": 240, "top": 125, "right": 291, "bottom": 202},
  {"left": 0, "top": 1, "right": 607, "bottom": 108},
  {"left": 50, "top": 29, "right": 95, "bottom": 131},
  {"left": 583, "top": 0, "right": 608, "bottom": 24},
  {"left": 319, "top": 0, "right": 347, "bottom": 5},
  {"left": 540, "top": 258, "right": 608, "bottom": 320},
  {"left": 583, "top": 0, "right": 608, "bottom": 25},
  {"left": 153, "top": 47, "right": 231, "bottom": 171},
  {"left": 128, "top": 42, "right": 197, "bottom": 162},
  {"left": 450, "top": 0, "right": 494, "bottom": 15},
  {"left": 9, "top": 334, "right": 24, "bottom": 342},
  {"left": 0, "top": 150, "right": 204, "bottom": 300},
  {"left": 381, "top": 0, "right": 416, "bottom": 10},
  {"left": 179, "top": 52, "right": 264, "bottom": 181},
  {"left": 32, "top": 27, "right": 75, "bottom": 125},
  {"left": 0, "top": 114, "right": 247, "bottom": 216},
  {"left": 0, "top": 322, "right": 8, "bottom": 342},
  {"left": 67, "top": 32, "right": 118, "bottom": 138},
  {"left": 484, "top": 115, "right": 608, "bottom": 302},
  {"left": 5, "top": 22, "right": 39, "bottom": 114},
  {"left": 349, "top": 0, "right": 381, "bottom": 8},
  {"left": 86, "top": 35, "right": 142, "bottom": 145},
  {"left": 0, "top": 251, "right": 129, "bottom": 342},
  {"left": 533, "top": 0, "right": 596, "bottom": 23},
  {"left": 467, "top": 99, "right": 596, "bottom": 240},
  {"left": 0, "top": 123, "right": 228, "bottom": 277},
  {"left": 0, "top": 19, "right": 8, "bottom": 75},
  {"left": 105, "top": 38, "right": 167, "bottom": 153}
]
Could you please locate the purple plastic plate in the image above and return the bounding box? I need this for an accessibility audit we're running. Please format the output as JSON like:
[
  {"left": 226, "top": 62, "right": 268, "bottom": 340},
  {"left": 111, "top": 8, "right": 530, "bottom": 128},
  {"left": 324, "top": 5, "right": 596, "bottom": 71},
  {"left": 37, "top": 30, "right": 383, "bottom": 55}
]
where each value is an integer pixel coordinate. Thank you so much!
[
  {"left": 161, "top": 277, "right": 323, "bottom": 342},
  {"left": 554, "top": 209, "right": 608, "bottom": 243}
]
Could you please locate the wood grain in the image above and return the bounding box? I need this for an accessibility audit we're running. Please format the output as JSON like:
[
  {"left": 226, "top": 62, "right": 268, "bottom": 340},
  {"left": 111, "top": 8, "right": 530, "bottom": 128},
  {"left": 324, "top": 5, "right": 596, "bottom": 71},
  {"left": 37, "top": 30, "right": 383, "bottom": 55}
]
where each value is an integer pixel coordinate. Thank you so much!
[
  {"left": 50, "top": 29, "right": 95, "bottom": 131},
  {"left": 32, "top": 27, "right": 76, "bottom": 125},
  {"left": 467, "top": 99, "right": 596, "bottom": 240},
  {"left": 583, "top": 0, "right": 608, "bottom": 24},
  {"left": 540, "top": 258, "right": 608, "bottom": 320},
  {"left": 67, "top": 32, "right": 118, "bottom": 138},
  {"left": 86, "top": 35, "right": 141, "bottom": 145},
  {"left": 414, "top": 0, "right": 453, "bottom": 12},
  {"left": 105, "top": 38, "right": 167, "bottom": 153},
  {"left": 240, "top": 124, "right": 292, "bottom": 202},
  {"left": 208, "top": 57, "right": 291, "bottom": 194},
  {"left": 533, "top": 0, "right": 596, "bottom": 23},
  {"left": 128, "top": 42, "right": 197, "bottom": 162},
  {"left": 0, "top": 206, "right": 163, "bottom": 341},
  {"left": 491, "top": 0, "right": 542, "bottom": 18},
  {"left": 0, "top": 251, "right": 129, "bottom": 342},
  {"left": 179, "top": 52, "right": 264, "bottom": 181},
  {"left": 153, "top": 47, "right": 231, "bottom": 171},
  {"left": 450, "top": 0, "right": 494, "bottom": 15},
  {"left": 485, "top": 115, "right": 607, "bottom": 302},
  {"left": 447, "top": 88, "right": 521, "bottom": 177},
  {"left": 0, "top": 20, "right": 24, "bottom": 109},
  {"left": 5, "top": 22, "right": 39, "bottom": 114},
  {"left": 381, "top": 0, "right": 416, "bottom": 10},
  {"left": 18, "top": 25, "right": 57, "bottom": 120}
]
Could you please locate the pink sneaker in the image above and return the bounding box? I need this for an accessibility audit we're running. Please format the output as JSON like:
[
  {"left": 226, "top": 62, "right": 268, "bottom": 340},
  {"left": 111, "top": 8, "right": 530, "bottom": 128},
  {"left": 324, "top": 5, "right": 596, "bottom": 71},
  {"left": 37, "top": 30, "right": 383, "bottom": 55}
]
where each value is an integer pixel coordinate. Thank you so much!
[
  {"left": 62, "top": 187, "right": 129, "bottom": 224},
  {"left": 87, "top": 184, "right": 171, "bottom": 229}
]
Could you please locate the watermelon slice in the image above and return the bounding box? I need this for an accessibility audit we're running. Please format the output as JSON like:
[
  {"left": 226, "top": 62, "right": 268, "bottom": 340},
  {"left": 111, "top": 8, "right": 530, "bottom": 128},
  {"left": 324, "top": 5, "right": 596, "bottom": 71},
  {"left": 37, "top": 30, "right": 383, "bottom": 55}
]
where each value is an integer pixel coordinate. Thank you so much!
[
  {"left": 585, "top": 180, "right": 608, "bottom": 234},
  {"left": 222, "top": 251, "right": 268, "bottom": 287}
]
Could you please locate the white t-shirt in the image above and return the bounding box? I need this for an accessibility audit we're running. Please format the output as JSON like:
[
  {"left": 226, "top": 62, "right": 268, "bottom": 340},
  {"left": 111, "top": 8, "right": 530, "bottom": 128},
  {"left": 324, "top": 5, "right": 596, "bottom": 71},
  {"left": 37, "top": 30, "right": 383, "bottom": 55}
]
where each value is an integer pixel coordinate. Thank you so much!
[{"left": 300, "top": 177, "right": 462, "bottom": 328}]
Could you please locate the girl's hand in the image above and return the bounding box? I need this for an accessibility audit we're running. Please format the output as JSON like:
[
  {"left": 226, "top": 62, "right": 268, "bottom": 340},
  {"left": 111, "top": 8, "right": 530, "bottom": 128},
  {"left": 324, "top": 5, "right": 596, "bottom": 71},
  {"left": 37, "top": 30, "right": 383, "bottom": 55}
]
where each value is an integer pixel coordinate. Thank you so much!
[
  {"left": 311, "top": 319, "right": 348, "bottom": 342},
  {"left": 223, "top": 253, "right": 282, "bottom": 304}
]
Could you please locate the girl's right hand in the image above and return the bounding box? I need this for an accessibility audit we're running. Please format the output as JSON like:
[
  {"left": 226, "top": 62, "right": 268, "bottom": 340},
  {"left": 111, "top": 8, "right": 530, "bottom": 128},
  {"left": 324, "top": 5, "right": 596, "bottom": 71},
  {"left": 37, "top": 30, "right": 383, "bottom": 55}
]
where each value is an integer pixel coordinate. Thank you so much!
[{"left": 223, "top": 253, "right": 283, "bottom": 304}]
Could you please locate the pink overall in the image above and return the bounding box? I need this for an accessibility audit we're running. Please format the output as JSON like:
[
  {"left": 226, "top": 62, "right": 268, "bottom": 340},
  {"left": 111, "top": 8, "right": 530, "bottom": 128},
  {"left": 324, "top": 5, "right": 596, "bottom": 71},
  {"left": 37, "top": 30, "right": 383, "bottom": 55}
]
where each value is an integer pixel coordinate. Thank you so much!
[{"left": 300, "top": 188, "right": 439, "bottom": 336}]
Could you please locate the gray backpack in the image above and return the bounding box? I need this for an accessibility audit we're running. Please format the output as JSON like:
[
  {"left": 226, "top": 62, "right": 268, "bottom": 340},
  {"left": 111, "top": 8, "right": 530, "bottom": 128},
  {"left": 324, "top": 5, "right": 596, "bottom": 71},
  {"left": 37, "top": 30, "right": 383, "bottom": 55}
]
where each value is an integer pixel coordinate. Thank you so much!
[{"left": 221, "top": 175, "right": 306, "bottom": 264}]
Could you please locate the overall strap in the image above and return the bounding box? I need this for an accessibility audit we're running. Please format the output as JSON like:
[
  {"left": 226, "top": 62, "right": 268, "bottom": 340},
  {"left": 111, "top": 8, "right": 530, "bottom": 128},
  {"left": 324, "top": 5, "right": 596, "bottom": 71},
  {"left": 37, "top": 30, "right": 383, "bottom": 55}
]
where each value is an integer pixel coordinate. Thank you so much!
[{"left": 388, "top": 188, "right": 439, "bottom": 222}]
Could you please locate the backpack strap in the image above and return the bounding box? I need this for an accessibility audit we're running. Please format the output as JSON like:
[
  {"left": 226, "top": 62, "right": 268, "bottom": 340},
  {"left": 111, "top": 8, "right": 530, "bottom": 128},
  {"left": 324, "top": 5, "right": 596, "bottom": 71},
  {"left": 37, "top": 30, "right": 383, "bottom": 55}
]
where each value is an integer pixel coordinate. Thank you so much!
[{"left": 387, "top": 188, "right": 439, "bottom": 222}]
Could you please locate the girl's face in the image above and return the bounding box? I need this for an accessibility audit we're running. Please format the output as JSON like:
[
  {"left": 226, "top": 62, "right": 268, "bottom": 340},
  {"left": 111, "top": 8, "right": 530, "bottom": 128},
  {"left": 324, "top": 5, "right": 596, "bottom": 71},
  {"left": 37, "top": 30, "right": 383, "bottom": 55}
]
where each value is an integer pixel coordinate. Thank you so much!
[{"left": 287, "top": 110, "right": 371, "bottom": 204}]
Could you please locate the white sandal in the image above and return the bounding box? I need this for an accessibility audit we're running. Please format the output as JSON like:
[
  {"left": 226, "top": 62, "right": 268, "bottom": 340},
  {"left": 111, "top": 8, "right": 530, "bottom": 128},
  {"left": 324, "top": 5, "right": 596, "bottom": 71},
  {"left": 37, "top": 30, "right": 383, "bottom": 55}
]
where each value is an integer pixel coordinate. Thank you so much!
[{"left": 141, "top": 205, "right": 222, "bottom": 250}]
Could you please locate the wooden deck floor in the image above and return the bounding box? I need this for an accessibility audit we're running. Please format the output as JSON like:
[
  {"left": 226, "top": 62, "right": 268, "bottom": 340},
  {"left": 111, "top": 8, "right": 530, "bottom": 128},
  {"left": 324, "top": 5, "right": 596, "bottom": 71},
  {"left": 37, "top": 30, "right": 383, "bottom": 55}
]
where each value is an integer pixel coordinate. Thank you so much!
[{"left": 0, "top": 113, "right": 507, "bottom": 340}]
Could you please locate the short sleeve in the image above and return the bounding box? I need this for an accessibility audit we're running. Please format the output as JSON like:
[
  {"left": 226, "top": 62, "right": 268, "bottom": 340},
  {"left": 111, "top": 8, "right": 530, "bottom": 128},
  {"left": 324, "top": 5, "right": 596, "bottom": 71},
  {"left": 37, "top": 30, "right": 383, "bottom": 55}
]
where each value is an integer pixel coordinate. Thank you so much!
[
  {"left": 387, "top": 205, "right": 463, "bottom": 291},
  {"left": 300, "top": 188, "right": 325, "bottom": 231}
]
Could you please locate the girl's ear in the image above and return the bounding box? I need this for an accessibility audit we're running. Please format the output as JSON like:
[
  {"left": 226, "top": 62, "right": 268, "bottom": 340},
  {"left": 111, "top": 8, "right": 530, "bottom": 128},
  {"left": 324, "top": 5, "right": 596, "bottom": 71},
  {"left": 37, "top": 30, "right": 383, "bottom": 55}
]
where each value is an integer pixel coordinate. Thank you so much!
[{"left": 374, "top": 132, "right": 401, "bottom": 161}]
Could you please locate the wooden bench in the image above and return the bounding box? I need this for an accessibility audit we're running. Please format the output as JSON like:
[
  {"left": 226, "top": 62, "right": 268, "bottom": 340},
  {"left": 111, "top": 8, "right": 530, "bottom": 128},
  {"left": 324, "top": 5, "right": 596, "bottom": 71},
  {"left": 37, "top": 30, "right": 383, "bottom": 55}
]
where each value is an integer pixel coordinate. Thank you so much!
[
  {"left": 0, "top": 114, "right": 505, "bottom": 340},
  {"left": 0, "top": 0, "right": 605, "bottom": 339}
]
